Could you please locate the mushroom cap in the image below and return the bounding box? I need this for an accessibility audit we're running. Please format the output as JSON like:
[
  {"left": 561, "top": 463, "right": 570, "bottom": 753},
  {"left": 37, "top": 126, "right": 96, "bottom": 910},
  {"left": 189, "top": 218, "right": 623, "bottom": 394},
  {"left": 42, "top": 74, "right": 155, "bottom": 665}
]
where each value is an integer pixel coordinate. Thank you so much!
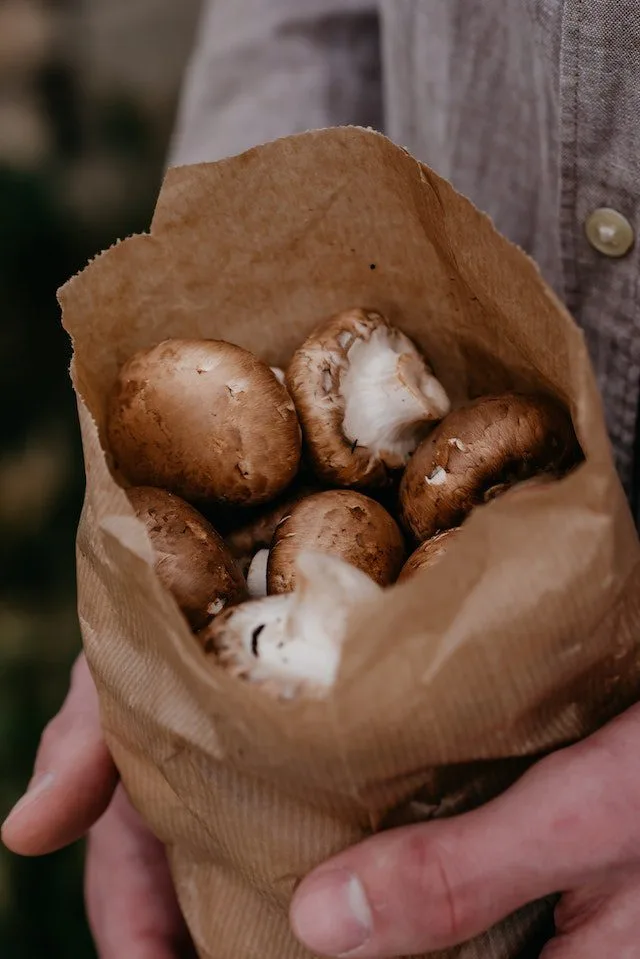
[
  {"left": 286, "top": 308, "right": 449, "bottom": 489},
  {"left": 484, "top": 471, "right": 559, "bottom": 504},
  {"left": 224, "top": 482, "right": 319, "bottom": 574},
  {"left": 127, "top": 486, "right": 247, "bottom": 630},
  {"left": 398, "top": 528, "right": 460, "bottom": 582},
  {"left": 267, "top": 489, "right": 405, "bottom": 594},
  {"left": 108, "top": 338, "right": 302, "bottom": 506},
  {"left": 399, "top": 392, "right": 580, "bottom": 542}
]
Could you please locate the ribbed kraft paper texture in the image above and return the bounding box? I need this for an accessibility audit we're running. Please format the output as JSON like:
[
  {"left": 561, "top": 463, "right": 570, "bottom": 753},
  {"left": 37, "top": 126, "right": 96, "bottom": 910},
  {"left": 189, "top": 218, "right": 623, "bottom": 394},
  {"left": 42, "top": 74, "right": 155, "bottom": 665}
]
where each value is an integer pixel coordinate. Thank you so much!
[{"left": 59, "top": 127, "right": 640, "bottom": 959}]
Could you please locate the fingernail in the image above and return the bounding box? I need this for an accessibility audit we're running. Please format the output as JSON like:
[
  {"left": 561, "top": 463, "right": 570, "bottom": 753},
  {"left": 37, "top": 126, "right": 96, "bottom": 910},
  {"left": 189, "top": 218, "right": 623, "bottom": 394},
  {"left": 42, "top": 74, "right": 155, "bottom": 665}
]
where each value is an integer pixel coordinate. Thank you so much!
[
  {"left": 291, "top": 868, "right": 372, "bottom": 956},
  {"left": 2, "top": 773, "right": 55, "bottom": 830}
]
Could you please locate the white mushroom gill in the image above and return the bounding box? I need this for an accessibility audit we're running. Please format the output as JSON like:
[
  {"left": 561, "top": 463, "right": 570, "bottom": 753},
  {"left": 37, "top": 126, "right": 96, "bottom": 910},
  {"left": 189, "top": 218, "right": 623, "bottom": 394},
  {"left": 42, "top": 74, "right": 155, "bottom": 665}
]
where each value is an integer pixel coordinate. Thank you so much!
[
  {"left": 215, "top": 552, "right": 382, "bottom": 697},
  {"left": 340, "top": 326, "right": 450, "bottom": 461},
  {"left": 246, "top": 548, "right": 269, "bottom": 598}
]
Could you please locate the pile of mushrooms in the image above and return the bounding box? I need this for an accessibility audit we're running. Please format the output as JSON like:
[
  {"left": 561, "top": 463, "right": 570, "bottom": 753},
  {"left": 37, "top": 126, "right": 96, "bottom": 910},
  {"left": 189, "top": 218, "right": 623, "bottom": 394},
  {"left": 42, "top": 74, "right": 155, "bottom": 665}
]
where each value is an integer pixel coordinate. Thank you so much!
[{"left": 107, "top": 308, "right": 580, "bottom": 699}]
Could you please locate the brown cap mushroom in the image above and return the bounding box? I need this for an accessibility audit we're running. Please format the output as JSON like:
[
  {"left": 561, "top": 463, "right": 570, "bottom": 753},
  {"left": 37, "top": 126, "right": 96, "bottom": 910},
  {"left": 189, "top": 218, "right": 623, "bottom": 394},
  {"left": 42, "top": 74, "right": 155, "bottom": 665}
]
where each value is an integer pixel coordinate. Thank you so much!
[
  {"left": 127, "top": 486, "right": 247, "bottom": 630},
  {"left": 224, "top": 482, "right": 320, "bottom": 576},
  {"left": 398, "top": 528, "right": 460, "bottom": 583},
  {"left": 286, "top": 309, "right": 450, "bottom": 488},
  {"left": 484, "top": 472, "right": 558, "bottom": 503},
  {"left": 200, "top": 551, "right": 382, "bottom": 699},
  {"left": 399, "top": 392, "right": 580, "bottom": 542},
  {"left": 266, "top": 489, "right": 405, "bottom": 594},
  {"left": 108, "top": 339, "right": 302, "bottom": 506}
]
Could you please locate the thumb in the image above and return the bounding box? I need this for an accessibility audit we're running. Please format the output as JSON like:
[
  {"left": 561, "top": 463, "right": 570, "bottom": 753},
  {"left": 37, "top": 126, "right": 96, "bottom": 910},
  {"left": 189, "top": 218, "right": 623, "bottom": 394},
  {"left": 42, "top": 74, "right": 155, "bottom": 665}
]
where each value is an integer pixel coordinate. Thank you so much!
[
  {"left": 290, "top": 705, "right": 640, "bottom": 958},
  {"left": 1, "top": 653, "right": 118, "bottom": 856}
]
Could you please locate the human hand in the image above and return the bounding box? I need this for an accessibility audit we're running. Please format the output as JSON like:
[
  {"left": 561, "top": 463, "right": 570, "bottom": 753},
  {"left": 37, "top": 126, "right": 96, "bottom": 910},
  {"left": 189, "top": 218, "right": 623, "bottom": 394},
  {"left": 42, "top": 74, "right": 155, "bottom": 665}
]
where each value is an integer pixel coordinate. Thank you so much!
[
  {"left": 7, "top": 655, "right": 639, "bottom": 959},
  {"left": 290, "top": 702, "right": 640, "bottom": 958},
  {"left": 1, "top": 654, "right": 192, "bottom": 959}
]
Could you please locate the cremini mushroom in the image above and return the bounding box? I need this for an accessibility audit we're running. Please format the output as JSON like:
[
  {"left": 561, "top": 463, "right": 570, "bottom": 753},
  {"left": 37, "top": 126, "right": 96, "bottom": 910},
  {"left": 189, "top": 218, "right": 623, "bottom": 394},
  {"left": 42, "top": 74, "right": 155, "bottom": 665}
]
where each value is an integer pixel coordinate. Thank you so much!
[
  {"left": 489, "top": 472, "right": 558, "bottom": 501},
  {"left": 200, "top": 551, "right": 382, "bottom": 699},
  {"left": 287, "top": 309, "right": 450, "bottom": 488},
  {"left": 266, "top": 489, "right": 405, "bottom": 594},
  {"left": 399, "top": 392, "right": 579, "bottom": 541},
  {"left": 224, "top": 482, "right": 319, "bottom": 575},
  {"left": 398, "top": 528, "right": 460, "bottom": 582},
  {"left": 127, "top": 486, "right": 247, "bottom": 630},
  {"left": 108, "top": 339, "right": 302, "bottom": 506}
]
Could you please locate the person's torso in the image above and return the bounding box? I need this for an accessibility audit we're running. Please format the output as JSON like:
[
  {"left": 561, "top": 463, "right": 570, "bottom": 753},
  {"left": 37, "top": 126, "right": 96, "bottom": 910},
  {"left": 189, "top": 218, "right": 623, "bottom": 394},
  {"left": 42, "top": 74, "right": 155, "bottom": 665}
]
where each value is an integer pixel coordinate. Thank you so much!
[{"left": 380, "top": 0, "right": 640, "bottom": 501}]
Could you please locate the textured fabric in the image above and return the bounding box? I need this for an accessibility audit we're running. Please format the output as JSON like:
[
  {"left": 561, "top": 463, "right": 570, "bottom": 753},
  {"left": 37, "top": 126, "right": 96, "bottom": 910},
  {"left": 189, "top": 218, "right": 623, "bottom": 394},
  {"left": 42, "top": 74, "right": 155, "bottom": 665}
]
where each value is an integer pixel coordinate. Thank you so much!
[{"left": 169, "top": 0, "right": 640, "bottom": 511}]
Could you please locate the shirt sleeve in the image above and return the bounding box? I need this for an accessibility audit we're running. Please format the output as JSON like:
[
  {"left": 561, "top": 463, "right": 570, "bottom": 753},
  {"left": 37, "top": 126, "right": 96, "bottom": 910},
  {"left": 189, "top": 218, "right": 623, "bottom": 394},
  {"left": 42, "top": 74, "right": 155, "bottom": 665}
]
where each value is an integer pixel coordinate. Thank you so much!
[{"left": 168, "top": 0, "right": 382, "bottom": 166}]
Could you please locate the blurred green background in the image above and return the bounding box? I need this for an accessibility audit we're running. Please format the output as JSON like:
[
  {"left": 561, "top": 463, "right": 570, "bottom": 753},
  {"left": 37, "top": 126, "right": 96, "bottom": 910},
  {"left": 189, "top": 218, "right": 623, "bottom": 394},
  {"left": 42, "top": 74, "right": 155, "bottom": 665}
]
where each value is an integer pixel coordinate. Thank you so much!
[{"left": 0, "top": 1, "right": 201, "bottom": 953}]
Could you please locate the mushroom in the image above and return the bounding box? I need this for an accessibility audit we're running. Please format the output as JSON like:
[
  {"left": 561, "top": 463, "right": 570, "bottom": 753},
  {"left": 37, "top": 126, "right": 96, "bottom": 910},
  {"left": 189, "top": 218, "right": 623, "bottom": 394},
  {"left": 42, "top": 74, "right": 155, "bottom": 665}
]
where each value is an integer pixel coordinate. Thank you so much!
[
  {"left": 266, "top": 489, "right": 405, "bottom": 594},
  {"left": 398, "top": 528, "right": 460, "bottom": 582},
  {"left": 286, "top": 309, "right": 450, "bottom": 488},
  {"left": 199, "top": 551, "right": 383, "bottom": 699},
  {"left": 246, "top": 549, "right": 269, "bottom": 598},
  {"left": 270, "top": 366, "right": 286, "bottom": 385},
  {"left": 489, "top": 472, "right": 558, "bottom": 501},
  {"left": 399, "top": 392, "right": 580, "bottom": 542},
  {"left": 224, "top": 482, "right": 319, "bottom": 575},
  {"left": 108, "top": 338, "right": 302, "bottom": 506},
  {"left": 398, "top": 474, "right": 561, "bottom": 584},
  {"left": 127, "top": 486, "right": 247, "bottom": 630}
]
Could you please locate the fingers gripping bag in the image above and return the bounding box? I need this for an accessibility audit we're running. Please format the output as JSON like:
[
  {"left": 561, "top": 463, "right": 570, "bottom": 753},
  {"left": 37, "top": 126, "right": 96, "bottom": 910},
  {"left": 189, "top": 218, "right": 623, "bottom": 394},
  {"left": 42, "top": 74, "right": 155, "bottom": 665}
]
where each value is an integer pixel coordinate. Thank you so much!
[{"left": 58, "top": 128, "right": 640, "bottom": 959}]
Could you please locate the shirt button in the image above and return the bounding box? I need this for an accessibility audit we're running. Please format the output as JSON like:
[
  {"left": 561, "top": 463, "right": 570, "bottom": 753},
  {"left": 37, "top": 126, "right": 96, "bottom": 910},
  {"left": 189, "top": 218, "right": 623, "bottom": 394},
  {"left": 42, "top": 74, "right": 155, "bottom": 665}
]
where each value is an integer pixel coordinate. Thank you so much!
[{"left": 585, "top": 207, "right": 634, "bottom": 258}]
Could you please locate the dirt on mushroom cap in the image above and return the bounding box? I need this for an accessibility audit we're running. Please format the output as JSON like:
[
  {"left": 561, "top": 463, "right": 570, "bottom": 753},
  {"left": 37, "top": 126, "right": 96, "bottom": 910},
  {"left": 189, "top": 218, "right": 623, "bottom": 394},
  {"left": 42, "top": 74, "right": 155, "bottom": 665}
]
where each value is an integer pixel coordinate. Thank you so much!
[
  {"left": 127, "top": 486, "right": 247, "bottom": 630},
  {"left": 287, "top": 308, "right": 448, "bottom": 489},
  {"left": 399, "top": 392, "right": 580, "bottom": 542},
  {"left": 108, "top": 339, "right": 302, "bottom": 506},
  {"left": 267, "top": 489, "right": 406, "bottom": 594}
]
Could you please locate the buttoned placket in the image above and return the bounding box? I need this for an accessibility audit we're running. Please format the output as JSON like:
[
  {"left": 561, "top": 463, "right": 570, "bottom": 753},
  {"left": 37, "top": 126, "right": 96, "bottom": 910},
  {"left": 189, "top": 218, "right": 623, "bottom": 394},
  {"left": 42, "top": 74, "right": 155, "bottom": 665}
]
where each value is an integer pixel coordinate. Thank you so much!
[{"left": 558, "top": 1, "right": 640, "bottom": 516}]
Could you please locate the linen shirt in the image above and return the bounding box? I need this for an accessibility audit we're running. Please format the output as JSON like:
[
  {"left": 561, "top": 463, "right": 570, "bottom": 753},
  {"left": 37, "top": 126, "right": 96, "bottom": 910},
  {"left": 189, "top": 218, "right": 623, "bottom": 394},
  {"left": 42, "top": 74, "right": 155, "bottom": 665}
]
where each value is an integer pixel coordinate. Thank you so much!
[{"left": 170, "top": 0, "right": 640, "bottom": 515}]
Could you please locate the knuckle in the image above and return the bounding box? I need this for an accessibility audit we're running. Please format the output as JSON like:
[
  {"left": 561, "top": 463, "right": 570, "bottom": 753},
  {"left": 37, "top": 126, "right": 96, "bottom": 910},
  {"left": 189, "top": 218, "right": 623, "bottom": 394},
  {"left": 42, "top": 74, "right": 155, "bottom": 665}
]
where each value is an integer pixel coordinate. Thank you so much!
[
  {"left": 536, "top": 741, "right": 637, "bottom": 862},
  {"left": 398, "top": 829, "right": 466, "bottom": 946}
]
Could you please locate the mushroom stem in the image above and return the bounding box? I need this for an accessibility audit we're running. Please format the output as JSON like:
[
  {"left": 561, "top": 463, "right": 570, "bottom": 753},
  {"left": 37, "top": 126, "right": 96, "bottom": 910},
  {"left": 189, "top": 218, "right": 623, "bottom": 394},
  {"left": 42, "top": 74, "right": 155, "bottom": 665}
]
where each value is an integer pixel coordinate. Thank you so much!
[
  {"left": 246, "top": 548, "right": 269, "bottom": 598},
  {"left": 341, "top": 325, "right": 450, "bottom": 461},
  {"left": 202, "top": 552, "right": 383, "bottom": 698}
]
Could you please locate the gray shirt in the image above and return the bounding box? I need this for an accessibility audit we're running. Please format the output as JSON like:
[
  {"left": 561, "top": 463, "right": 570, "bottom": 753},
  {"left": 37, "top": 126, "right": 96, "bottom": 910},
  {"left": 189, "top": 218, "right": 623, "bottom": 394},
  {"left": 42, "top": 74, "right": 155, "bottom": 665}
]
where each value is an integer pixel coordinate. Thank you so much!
[{"left": 170, "top": 0, "right": 640, "bottom": 511}]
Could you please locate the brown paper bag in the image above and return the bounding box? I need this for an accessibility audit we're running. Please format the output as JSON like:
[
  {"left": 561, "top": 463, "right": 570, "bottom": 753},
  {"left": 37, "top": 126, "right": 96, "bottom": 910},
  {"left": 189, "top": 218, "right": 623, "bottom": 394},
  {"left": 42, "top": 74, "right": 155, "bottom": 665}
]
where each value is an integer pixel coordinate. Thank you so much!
[{"left": 58, "top": 127, "right": 640, "bottom": 959}]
